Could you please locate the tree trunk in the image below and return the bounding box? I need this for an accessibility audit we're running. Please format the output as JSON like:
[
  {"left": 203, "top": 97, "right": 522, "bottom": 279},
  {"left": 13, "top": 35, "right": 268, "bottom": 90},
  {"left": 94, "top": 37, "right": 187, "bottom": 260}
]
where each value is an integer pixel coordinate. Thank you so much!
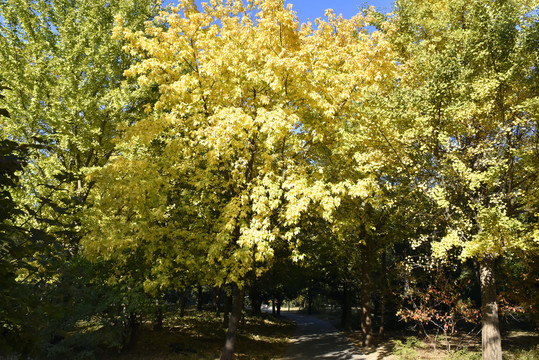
[
  {"left": 307, "top": 286, "right": 313, "bottom": 315},
  {"left": 153, "top": 299, "right": 163, "bottom": 331},
  {"left": 250, "top": 287, "right": 262, "bottom": 316},
  {"left": 223, "top": 292, "right": 232, "bottom": 328},
  {"left": 122, "top": 312, "right": 139, "bottom": 352},
  {"left": 213, "top": 286, "right": 221, "bottom": 314},
  {"left": 272, "top": 297, "right": 276, "bottom": 316},
  {"left": 360, "top": 245, "right": 373, "bottom": 346},
  {"left": 180, "top": 288, "right": 187, "bottom": 317},
  {"left": 216, "top": 287, "right": 223, "bottom": 316},
  {"left": 197, "top": 284, "right": 203, "bottom": 311},
  {"left": 379, "top": 249, "right": 387, "bottom": 336},
  {"left": 479, "top": 255, "right": 502, "bottom": 360},
  {"left": 341, "top": 282, "right": 352, "bottom": 330},
  {"left": 276, "top": 295, "right": 282, "bottom": 317},
  {"left": 220, "top": 284, "right": 245, "bottom": 360}
]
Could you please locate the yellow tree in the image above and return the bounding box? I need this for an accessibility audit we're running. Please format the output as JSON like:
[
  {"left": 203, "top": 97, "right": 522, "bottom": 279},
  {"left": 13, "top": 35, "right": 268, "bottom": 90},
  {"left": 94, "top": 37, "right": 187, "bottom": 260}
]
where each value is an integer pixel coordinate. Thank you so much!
[{"left": 83, "top": 0, "right": 396, "bottom": 358}]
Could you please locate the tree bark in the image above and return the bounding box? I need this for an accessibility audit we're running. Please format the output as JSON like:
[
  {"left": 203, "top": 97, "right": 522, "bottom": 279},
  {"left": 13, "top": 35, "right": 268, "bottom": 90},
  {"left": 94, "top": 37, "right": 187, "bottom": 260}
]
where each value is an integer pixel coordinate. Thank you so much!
[
  {"left": 360, "top": 245, "right": 373, "bottom": 346},
  {"left": 220, "top": 284, "right": 245, "bottom": 360},
  {"left": 479, "top": 254, "right": 502, "bottom": 360}
]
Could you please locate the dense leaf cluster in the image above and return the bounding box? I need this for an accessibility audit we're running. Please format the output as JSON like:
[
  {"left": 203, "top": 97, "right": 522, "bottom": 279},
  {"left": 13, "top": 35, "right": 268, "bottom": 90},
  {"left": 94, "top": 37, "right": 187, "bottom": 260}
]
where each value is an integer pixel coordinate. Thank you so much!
[{"left": 0, "top": 0, "right": 537, "bottom": 359}]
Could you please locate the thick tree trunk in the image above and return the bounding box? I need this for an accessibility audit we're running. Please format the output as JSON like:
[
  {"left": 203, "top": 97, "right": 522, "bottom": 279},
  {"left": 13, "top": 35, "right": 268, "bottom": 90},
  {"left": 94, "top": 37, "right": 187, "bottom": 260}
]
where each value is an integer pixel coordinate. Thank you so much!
[
  {"left": 360, "top": 246, "right": 373, "bottom": 346},
  {"left": 341, "top": 282, "right": 352, "bottom": 329},
  {"left": 479, "top": 255, "right": 502, "bottom": 360},
  {"left": 220, "top": 284, "right": 245, "bottom": 360}
]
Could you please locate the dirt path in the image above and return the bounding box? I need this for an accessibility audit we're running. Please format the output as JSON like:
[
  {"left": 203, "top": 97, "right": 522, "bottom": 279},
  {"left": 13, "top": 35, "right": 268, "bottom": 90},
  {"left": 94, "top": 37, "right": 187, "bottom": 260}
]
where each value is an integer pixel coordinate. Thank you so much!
[{"left": 280, "top": 311, "right": 367, "bottom": 359}]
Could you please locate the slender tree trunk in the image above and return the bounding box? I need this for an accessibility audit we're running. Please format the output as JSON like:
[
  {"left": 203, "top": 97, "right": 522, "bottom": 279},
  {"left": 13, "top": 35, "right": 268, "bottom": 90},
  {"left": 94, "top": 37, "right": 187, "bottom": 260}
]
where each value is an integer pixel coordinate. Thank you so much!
[
  {"left": 197, "top": 284, "right": 203, "bottom": 311},
  {"left": 223, "top": 292, "right": 232, "bottom": 328},
  {"left": 360, "top": 245, "right": 373, "bottom": 346},
  {"left": 216, "top": 287, "right": 223, "bottom": 316},
  {"left": 153, "top": 299, "right": 163, "bottom": 331},
  {"left": 180, "top": 288, "right": 187, "bottom": 317},
  {"left": 123, "top": 312, "right": 139, "bottom": 352},
  {"left": 341, "top": 282, "right": 352, "bottom": 329},
  {"left": 272, "top": 296, "right": 276, "bottom": 316},
  {"left": 379, "top": 249, "right": 387, "bottom": 336},
  {"left": 276, "top": 295, "right": 282, "bottom": 317},
  {"left": 213, "top": 286, "right": 220, "bottom": 314},
  {"left": 479, "top": 255, "right": 502, "bottom": 360},
  {"left": 250, "top": 287, "right": 262, "bottom": 316},
  {"left": 307, "top": 286, "right": 313, "bottom": 315},
  {"left": 220, "top": 284, "right": 245, "bottom": 360}
]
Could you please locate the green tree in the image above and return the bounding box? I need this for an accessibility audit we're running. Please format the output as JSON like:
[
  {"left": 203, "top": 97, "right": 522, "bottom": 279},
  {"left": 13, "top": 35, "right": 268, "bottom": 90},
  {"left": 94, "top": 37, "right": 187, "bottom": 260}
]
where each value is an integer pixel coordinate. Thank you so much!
[
  {"left": 0, "top": 0, "right": 159, "bottom": 234},
  {"left": 391, "top": 1, "right": 539, "bottom": 358},
  {"left": 0, "top": 0, "right": 160, "bottom": 356}
]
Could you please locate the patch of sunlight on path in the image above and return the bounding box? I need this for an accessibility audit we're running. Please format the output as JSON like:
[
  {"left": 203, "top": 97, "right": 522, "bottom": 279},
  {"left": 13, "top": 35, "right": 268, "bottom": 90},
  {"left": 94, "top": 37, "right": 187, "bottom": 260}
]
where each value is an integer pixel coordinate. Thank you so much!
[{"left": 280, "top": 311, "right": 368, "bottom": 360}]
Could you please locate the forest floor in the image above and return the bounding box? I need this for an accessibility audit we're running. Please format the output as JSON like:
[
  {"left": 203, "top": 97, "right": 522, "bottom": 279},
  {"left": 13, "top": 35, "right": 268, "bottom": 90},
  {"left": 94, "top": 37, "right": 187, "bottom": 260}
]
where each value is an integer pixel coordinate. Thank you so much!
[
  {"left": 100, "top": 308, "right": 538, "bottom": 360},
  {"left": 103, "top": 310, "right": 295, "bottom": 360},
  {"left": 304, "top": 308, "right": 539, "bottom": 360}
]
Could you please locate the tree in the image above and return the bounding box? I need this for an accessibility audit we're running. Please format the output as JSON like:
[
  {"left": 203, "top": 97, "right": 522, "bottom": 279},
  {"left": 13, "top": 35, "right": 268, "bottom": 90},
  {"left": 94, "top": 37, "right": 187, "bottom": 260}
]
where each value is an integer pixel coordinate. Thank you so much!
[
  {"left": 391, "top": 1, "right": 539, "bottom": 358},
  {"left": 0, "top": 0, "right": 160, "bottom": 356},
  {"left": 97, "top": 0, "right": 397, "bottom": 357},
  {"left": 0, "top": 0, "right": 159, "bottom": 241}
]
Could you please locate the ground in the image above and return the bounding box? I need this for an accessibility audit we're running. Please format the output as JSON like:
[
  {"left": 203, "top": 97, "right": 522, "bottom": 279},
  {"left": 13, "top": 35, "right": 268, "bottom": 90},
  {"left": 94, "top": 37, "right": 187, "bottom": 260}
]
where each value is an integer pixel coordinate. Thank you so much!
[
  {"left": 98, "top": 308, "right": 538, "bottom": 359},
  {"left": 103, "top": 310, "right": 295, "bottom": 360},
  {"left": 286, "top": 308, "right": 539, "bottom": 360}
]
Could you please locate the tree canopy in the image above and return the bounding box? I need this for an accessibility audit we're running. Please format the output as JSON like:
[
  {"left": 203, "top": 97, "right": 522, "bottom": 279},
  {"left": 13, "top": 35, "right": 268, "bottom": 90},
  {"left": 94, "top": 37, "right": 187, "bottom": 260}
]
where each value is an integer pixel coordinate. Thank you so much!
[{"left": 0, "top": 0, "right": 537, "bottom": 359}]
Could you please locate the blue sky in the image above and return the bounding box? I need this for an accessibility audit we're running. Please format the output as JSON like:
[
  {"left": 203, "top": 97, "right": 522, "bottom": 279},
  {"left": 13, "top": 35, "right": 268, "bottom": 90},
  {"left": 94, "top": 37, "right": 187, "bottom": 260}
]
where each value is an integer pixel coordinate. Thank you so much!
[
  {"left": 284, "top": 0, "right": 395, "bottom": 24},
  {"left": 162, "top": 0, "right": 396, "bottom": 25}
]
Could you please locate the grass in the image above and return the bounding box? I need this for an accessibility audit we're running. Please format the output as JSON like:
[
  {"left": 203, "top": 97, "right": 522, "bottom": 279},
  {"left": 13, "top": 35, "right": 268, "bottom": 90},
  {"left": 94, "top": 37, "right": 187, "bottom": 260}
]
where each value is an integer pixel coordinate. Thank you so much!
[
  {"left": 102, "top": 310, "right": 295, "bottom": 360},
  {"left": 344, "top": 330, "right": 539, "bottom": 360}
]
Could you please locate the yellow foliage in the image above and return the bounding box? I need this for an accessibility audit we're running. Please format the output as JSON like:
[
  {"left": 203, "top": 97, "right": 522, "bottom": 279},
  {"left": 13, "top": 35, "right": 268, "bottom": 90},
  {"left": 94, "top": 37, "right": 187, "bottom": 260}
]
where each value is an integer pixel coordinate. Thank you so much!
[{"left": 84, "top": 0, "right": 396, "bottom": 287}]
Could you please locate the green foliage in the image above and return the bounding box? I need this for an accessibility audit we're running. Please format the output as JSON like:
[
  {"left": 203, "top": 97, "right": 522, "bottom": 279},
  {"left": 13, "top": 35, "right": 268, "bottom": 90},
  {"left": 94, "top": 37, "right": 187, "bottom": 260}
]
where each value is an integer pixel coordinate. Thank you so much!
[
  {"left": 392, "top": 337, "right": 425, "bottom": 360},
  {"left": 0, "top": 139, "right": 34, "bottom": 356},
  {"left": 449, "top": 348, "right": 482, "bottom": 360},
  {"left": 0, "top": 1, "right": 160, "bottom": 357},
  {"left": 504, "top": 346, "right": 539, "bottom": 360},
  {"left": 0, "top": 1, "right": 538, "bottom": 359}
]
